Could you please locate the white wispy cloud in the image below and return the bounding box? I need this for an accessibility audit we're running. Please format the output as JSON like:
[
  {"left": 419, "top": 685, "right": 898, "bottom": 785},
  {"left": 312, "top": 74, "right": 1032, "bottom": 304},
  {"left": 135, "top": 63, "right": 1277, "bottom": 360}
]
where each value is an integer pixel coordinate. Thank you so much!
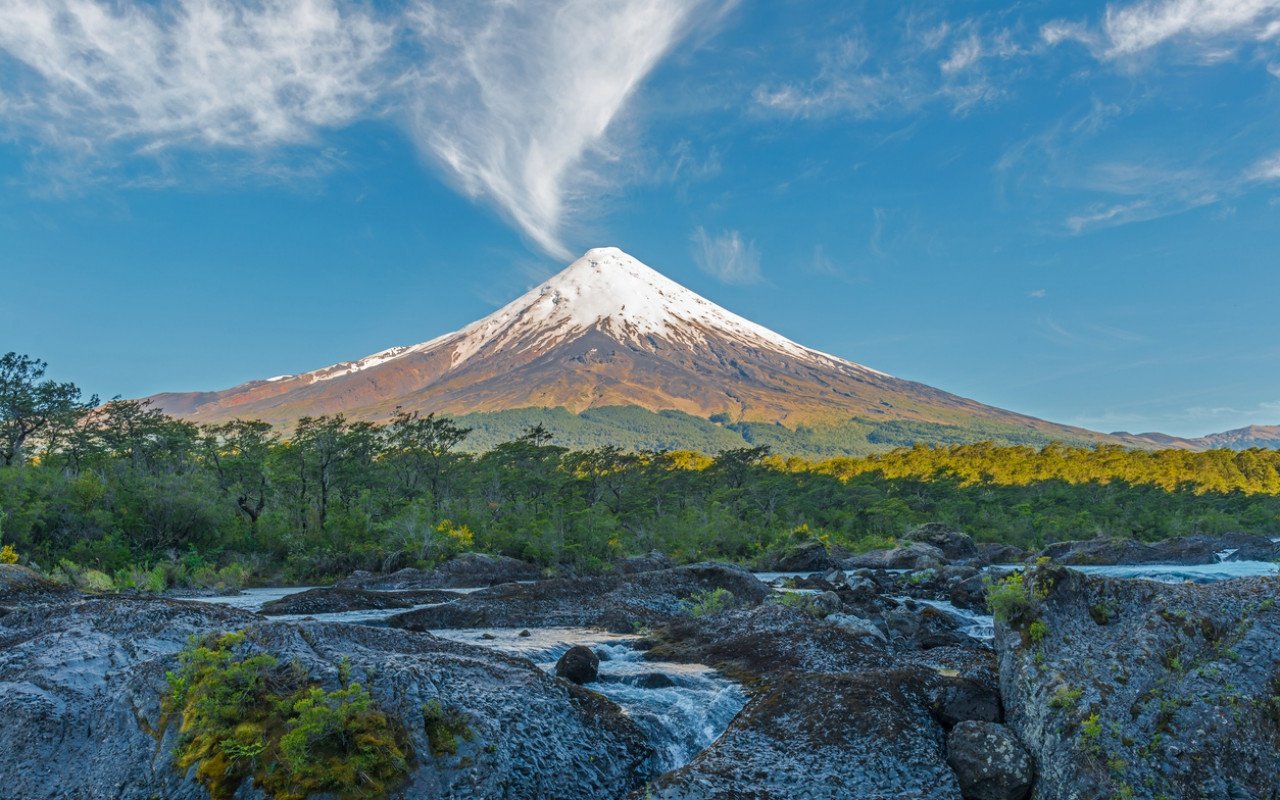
[
  {"left": 691, "top": 227, "right": 762, "bottom": 284},
  {"left": 1044, "top": 0, "right": 1280, "bottom": 59},
  {"left": 1246, "top": 151, "right": 1280, "bottom": 180},
  {"left": 0, "top": 0, "right": 728, "bottom": 257},
  {"left": 753, "top": 17, "right": 1025, "bottom": 120},
  {"left": 403, "top": 0, "right": 730, "bottom": 258},
  {"left": 0, "top": 0, "right": 391, "bottom": 151}
]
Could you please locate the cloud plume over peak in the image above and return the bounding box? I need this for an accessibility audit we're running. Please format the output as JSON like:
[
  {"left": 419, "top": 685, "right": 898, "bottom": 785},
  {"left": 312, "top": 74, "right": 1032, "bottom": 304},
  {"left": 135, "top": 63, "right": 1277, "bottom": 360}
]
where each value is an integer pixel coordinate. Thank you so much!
[
  {"left": 403, "top": 0, "right": 725, "bottom": 258},
  {"left": 0, "top": 0, "right": 726, "bottom": 256}
]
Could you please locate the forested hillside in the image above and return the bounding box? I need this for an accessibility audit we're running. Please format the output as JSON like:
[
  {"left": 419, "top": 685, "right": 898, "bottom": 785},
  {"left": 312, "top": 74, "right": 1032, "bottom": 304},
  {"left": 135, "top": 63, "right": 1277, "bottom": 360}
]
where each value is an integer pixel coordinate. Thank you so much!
[{"left": 3, "top": 353, "right": 1279, "bottom": 589}]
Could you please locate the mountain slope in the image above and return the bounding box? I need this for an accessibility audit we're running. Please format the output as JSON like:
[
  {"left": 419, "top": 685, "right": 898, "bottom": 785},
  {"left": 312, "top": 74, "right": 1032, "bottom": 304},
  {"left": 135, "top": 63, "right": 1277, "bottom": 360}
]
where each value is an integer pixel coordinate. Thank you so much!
[{"left": 149, "top": 247, "right": 1118, "bottom": 447}]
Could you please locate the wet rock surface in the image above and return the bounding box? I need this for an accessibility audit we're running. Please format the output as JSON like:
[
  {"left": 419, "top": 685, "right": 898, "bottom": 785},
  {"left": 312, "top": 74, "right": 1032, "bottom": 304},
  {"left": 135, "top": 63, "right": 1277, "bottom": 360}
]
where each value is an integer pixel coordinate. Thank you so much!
[
  {"left": 339, "top": 552, "right": 542, "bottom": 589},
  {"left": 555, "top": 644, "right": 601, "bottom": 684},
  {"left": 257, "top": 586, "right": 459, "bottom": 616},
  {"left": 997, "top": 565, "right": 1280, "bottom": 800},
  {"left": 390, "top": 563, "right": 769, "bottom": 633},
  {"left": 0, "top": 595, "right": 655, "bottom": 800}
]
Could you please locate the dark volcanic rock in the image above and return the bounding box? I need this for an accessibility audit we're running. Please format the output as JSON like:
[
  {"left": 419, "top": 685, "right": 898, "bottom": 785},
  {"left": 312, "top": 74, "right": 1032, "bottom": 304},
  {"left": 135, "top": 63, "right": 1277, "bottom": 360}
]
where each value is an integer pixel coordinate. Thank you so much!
[
  {"left": 339, "top": 552, "right": 542, "bottom": 590},
  {"left": 390, "top": 563, "right": 769, "bottom": 633},
  {"left": 972, "top": 543, "right": 1028, "bottom": 566},
  {"left": 258, "top": 586, "right": 458, "bottom": 616},
  {"left": 932, "top": 678, "right": 1003, "bottom": 728},
  {"left": 0, "top": 564, "right": 77, "bottom": 605},
  {"left": 555, "top": 644, "right": 600, "bottom": 684},
  {"left": 997, "top": 565, "right": 1280, "bottom": 800},
  {"left": 643, "top": 669, "right": 963, "bottom": 800},
  {"left": 842, "top": 542, "right": 946, "bottom": 571},
  {"left": 946, "top": 721, "right": 1033, "bottom": 800},
  {"left": 641, "top": 602, "right": 999, "bottom": 799},
  {"left": 909, "top": 523, "right": 979, "bottom": 561},
  {"left": 613, "top": 550, "right": 674, "bottom": 574},
  {"left": 760, "top": 539, "right": 836, "bottom": 572},
  {"left": 1038, "top": 536, "right": 1155, "bottom": 565},
  {"left": 1039, "top": 533, "right": 1280, "bottom": 566},
  {"left": 1153, "top": 532, "right": 1280, "bottom": 563},
  {"left": 0, "top": 595, "right": 654, "bottom": 800}
]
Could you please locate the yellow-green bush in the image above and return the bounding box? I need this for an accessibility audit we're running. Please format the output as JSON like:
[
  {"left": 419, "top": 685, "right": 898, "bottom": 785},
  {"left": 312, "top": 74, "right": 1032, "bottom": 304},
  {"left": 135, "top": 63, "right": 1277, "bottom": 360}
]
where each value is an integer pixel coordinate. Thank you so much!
[
  {"left": 0, "top": 544, "right": 17, "bottom": 564},
  {"left": 163, "top": 631, "right": 412, "bottom": 800}
]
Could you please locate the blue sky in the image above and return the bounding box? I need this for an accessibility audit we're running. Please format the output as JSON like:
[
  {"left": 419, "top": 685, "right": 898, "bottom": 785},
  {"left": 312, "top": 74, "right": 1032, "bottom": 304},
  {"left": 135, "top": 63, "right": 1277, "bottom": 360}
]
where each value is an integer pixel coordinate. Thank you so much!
[{"left": 1, "top": 0, "right": 1278, "bottom": 437}]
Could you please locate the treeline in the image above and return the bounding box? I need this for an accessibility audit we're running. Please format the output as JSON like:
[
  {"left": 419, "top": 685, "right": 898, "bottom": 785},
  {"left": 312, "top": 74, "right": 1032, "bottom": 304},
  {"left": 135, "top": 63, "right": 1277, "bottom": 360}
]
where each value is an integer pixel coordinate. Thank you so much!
[{"left": 2, "top": 352, "right": 1279, "bottom": 587}]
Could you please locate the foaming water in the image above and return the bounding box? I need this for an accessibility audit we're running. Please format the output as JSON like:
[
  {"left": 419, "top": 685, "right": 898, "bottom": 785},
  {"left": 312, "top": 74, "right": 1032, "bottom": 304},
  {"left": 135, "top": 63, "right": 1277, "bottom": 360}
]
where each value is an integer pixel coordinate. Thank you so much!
[
  {"left": 1070, "top": 561, "right": 1279, "bottom": 584},
  {"left": 899, "top": 597, "right": 994, "bottom": 641},
  {"left": 432, "top": 628, "right": 746, "bottom": 772}
]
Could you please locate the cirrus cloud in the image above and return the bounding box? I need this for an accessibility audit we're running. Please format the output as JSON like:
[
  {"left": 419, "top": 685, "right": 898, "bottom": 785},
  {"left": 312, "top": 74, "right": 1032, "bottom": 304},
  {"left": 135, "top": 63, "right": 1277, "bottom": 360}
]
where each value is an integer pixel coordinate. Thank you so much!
[{"left": 0, "top": 0, "right": 732, "bottom": 257}]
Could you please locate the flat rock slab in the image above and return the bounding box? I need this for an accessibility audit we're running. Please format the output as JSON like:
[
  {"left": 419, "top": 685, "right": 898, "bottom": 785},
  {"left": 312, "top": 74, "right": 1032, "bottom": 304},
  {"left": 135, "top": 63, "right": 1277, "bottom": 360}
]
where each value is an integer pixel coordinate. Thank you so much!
[
  {"left": 258, "top": 586, "right": 459, "bottom": 616},
  {"left": 391, "top": 563, "right": 769, "bottom": 633}
]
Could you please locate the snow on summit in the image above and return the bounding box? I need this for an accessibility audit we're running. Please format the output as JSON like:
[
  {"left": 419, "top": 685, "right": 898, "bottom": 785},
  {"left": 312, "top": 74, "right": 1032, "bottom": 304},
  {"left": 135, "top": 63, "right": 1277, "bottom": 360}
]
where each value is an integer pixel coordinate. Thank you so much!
[{"left": 299, "top": 247, "right": 878, "bottom": 383}]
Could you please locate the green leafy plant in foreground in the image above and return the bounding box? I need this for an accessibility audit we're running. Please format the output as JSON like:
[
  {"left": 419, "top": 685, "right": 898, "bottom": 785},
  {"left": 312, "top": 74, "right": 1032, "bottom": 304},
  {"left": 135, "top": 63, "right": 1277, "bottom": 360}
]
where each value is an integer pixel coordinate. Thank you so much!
[
  {"left": 162, "top": 631, "right": 412, "bottom": 800},
  {"left": 686, "top": 587, "right": 736, "bottom": 616}
]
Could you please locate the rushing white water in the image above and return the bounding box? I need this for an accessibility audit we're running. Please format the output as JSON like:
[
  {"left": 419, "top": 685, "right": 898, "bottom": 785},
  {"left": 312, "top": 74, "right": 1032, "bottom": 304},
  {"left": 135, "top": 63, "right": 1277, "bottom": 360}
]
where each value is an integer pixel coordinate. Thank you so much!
[
  {"left": 430, "top": 627, "right": 745, "bottom": 772},
  {"left": 187, "top": 593, "right": 744, "bottom": 772}
]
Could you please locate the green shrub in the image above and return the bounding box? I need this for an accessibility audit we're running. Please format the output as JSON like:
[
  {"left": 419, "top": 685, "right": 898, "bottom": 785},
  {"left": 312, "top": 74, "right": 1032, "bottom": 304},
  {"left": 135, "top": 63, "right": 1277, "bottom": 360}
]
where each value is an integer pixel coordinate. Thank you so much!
[
  {"left": 772, "top": 591, "right": 826, "bottom": 617},
  {"left": 163, "top": 631, "right": 412, "bottom": 800},
  {"left": 422, "top": 699, "right": 474, "bottom": 757},
  {"left": 1028, "top": 620, "right": 1049, "bottom": 644},
  {"left": 1049, "top": 685, "right": 1083, "bottom": 710},
  {"left": 0, "top": 544, "right": 17, "bottom": 564},
  {"left": 986, "top": 572, "right": 1032, "bottom": 624},
  {"left": 80, "top": 568, "right": 116, "bottom": 592},
  {"left": 686, "top": 587, "right": 735, "bottom": 617}
]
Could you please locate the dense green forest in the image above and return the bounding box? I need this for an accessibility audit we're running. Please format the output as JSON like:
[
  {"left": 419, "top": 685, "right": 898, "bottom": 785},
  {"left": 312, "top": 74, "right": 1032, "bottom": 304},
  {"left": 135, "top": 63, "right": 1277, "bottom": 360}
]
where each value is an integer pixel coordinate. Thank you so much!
[
  {"left": 3, "top": 352, "right": 1279, "bottom": 589},
  {"left": 451, "top": 406, "right": 1104, "bottom": 457}
]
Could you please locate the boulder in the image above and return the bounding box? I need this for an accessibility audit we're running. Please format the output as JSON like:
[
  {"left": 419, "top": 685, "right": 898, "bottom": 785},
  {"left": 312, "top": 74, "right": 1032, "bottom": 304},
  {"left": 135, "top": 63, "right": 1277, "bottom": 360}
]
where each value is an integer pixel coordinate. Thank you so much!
[
  {"left": 339, "top": 552, "right": 541, "bottom": 590},
  {"left": 1038, "top": 536, "right": 1155, "bottom": 565},
  {"left": 391, "top": 563, "right": 769, "bottom": 633},
  {"left": 909, "top": 523, "right": 979, "bottom": 561},
  {"left": 767, "top": 540, "right": 835, "bottom": 572},
  {"left": 996, "top": 564, "right": 1280, "bottom": 799},
  {"left": 826, "top": 612, "right": 887, "bottom": 643},
  {"left": 842, "top": 542, "right": 945, "bottom": 571},
  {"left": 972, "top": 543, "right": 1028, "bottom": 566},
  {"left": 613, "top": 550, "right": 673, "bottom": 574},
  {"left": 0, "top": 595, "right": 655, "bottom": 800},
  {"left": 945, "top": 721, "right": 1033, "bottom": 800},
  {"left": 555, "top": 644, "right": 600, "bottom": 684}
]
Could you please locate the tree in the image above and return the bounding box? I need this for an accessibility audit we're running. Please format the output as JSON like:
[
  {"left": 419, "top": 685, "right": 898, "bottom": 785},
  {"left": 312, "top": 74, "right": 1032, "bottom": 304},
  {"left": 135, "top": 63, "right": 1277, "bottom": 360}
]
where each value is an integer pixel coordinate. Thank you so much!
[
  {"left": 203, "top": 420, "right": 278, "bottom": 535},
  {"left": 0, "top": 352, "right": 96, "bottom": 466},
  {"left": 383, "top": 410, "right": 471, "bottom": 508}
]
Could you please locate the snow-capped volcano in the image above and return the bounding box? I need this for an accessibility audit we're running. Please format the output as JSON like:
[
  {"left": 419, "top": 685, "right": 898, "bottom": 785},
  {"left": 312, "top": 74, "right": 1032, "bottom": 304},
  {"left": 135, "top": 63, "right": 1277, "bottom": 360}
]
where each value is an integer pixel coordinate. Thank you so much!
[{"left": 147, "top": 247, "right": 1109, "bottom": 444}]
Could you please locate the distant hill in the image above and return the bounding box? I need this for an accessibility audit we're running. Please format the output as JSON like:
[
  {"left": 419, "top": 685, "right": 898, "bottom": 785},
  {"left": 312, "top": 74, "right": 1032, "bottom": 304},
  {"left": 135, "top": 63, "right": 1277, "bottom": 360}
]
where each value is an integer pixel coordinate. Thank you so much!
[
  {"left": 1119, "top": 425, "right": 1280, "bottom": 452},
  {"left": 144, "top": 247, "right": 1268, "bottom": 456}
]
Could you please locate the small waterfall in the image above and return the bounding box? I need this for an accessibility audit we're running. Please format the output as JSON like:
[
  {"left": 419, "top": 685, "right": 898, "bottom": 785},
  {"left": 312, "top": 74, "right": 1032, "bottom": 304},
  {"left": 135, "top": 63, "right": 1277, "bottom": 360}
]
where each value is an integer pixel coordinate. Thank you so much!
[
  {"left": 431, "top": 627, "right": 746, "bottom": 772},
  {"left": 896, "top": 597, "right": 995, "bottom": 641}
]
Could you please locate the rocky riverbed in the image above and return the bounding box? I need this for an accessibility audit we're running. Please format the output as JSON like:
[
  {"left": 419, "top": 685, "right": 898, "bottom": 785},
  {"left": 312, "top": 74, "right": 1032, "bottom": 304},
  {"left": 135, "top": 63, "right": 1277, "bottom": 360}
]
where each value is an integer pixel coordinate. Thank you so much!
[{"left": 1, "top": 528, "right": 1278, "bottom": 799}]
